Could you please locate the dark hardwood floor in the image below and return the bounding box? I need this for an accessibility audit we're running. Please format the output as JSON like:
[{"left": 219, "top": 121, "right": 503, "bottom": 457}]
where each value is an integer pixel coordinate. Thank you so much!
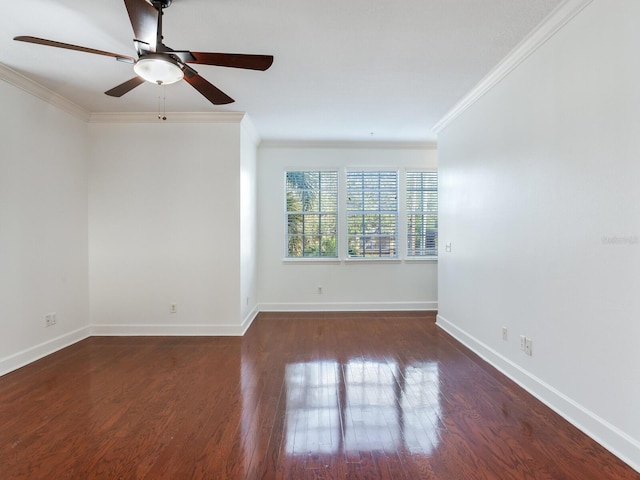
[{"left": 0, "top": 312, "right": 637, "bottom": 479}]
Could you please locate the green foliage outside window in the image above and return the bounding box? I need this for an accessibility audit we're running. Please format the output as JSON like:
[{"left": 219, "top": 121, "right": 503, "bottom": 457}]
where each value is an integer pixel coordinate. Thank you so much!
[{"left": 286, "top": 171, "right": 338, "bottom": 258}]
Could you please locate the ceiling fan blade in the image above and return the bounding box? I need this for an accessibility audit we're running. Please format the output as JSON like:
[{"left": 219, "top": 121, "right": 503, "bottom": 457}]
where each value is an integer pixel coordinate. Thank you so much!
[
  {"left": 105, "top": 76, "right": 146, "bottom": 97},
  {"left": 13, "top": 36, "right": 135, "bottom": 63},
  {"left": 183, "top": 71, "right": 234, "bottom": 105},
  {"left": 188, "top": 52, "right": 274, "bottom": 71},
  {"left": 124, "top": 0, "right": 158, "bottom": 51}
]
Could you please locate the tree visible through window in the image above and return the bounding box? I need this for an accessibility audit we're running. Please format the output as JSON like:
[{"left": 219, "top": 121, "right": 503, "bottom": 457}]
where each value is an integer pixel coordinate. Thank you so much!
[
  {"left": 406, "top": 171, "right": 438, "bottom": 256},
  {"left": 346, "top": 171, "right": 398, "bottom": 258},
  {"left": 286, "top": 171, "right": 338, "bottom": 258}
]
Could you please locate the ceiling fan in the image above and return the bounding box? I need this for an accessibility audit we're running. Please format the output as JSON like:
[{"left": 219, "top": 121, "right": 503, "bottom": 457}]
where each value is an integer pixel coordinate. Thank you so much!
[{"left": 13, "top": 0, "right": 273, "bottom": 105}]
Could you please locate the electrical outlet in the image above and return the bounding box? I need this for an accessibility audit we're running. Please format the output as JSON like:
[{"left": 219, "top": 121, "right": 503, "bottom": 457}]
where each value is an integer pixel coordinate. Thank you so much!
[
  {"left": 520, "top": 335, "right": 526, "bottom": 351},
  {"left": 317, "top": 286, "right": 323, "bottom": 294},
  {"left": 502, "top": 327, "right": 508, "bottom": 341},
  {"left": 524, "top": 338, "right": 533, "bottom": 356},
  {"left": 45, "top": 313, "right": 56, "bottom": 327},
  {"left": 170, "top": 303, "right": 177, "bottom": 314}
]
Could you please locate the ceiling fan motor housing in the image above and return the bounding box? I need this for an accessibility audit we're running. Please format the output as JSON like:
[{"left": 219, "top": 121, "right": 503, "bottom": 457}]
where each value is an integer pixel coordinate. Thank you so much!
[
  {"left": 134, "top": 53, "right": 184, "bottom": 85},
  {"left": 150, "top": 0, "right": 172, "bottom": 9}
]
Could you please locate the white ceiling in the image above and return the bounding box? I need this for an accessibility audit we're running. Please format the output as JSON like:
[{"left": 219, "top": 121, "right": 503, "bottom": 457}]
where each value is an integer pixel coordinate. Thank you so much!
[{"left": 0, "top": 0, "right": 563, "bottom": 143}]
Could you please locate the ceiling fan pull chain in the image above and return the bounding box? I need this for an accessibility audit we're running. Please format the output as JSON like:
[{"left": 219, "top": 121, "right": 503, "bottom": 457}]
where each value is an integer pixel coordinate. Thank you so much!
[{"left": 162, "top": 84, "right": 167, "bottom": 121}]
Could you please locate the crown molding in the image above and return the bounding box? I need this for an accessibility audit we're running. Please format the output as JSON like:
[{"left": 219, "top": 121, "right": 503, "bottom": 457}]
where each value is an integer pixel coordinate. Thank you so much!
[
  {"left": 0, "top": 63, "right": 91, "bottom": 122},
  {"left": 432, "top": 0, "right": 594, "bottom": 134},
  {"left": 260, "top": 140, "right": 437, "bottom": 150},
  {"left": 89, "top": 111, "right": 247, "bottom": 124}
]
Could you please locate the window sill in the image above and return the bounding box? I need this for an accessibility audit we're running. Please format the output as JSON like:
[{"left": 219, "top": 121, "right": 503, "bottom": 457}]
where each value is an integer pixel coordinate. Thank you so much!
[
  {"left": 282, "top": 257, "right": 342, "bottom": 264},
  {"left": 281, "top": 257, "right": 438, "bottom": 264},
  {"left": 404, "top": 256, "right": 438, "bottom": 262},
  {"left": 344, "top": 257, "right": 402, "bottom": 264}
]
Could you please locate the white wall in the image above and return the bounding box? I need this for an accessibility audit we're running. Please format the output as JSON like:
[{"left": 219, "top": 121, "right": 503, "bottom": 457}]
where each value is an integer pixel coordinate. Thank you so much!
[
  {"left": 88, "top": 118, "right": 246, "bottom": 334},
  {"left": 240, "top": 118, "right": 259, "bottom": 330},
  {"left": 257, "top": 144, "right": 438, "bottom": 311},
  {"left": 437, "top": 0, "right": 640, "bottom": 469},
  {"left": 0, "top": 78, "right": 89, "bottom": 375}
]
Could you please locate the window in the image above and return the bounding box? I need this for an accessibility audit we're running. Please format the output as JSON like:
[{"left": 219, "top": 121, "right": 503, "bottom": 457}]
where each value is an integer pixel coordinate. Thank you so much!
[
  {"left": 346, "top": 171, "right": 398, "bottom": 258},
  {"left": 406, "top": 171, "right": 438, "bottom": 256},
  {"left": 283, "top": 168, "right": 437, "bottom": 261},
  {"left": 285, "top": 171, "right": 338, "bottom": 258}
]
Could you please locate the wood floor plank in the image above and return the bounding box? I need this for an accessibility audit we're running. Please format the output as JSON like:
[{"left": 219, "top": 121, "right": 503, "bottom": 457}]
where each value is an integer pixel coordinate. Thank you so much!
[{"left": 0, "top": 312, "right": 637, "bottom": 479}]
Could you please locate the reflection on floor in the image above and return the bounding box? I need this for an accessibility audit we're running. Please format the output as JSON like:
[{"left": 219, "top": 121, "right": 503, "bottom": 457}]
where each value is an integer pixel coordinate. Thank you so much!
[{"left": 285, "top": 360, "right": 441, "bottom": 457}]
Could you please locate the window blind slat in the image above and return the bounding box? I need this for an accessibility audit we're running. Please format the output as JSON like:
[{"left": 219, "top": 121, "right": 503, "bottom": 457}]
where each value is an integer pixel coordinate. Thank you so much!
[
  {"left": 406, "top": 171, "right": 438, "bottom": 257},
  {"left": 346, "top": 171, "right": 398, "bottom": 258}
]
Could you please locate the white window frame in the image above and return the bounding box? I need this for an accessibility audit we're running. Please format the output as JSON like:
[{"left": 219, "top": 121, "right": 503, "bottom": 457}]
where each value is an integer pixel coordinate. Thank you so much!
[
  {"left": 284, "top": 170, "right": 339, "bottom": 259},
  {"left": 405, "top": 170, "right": 438, "bottom": 258},
  {"left": 282, "top": 167, "right": 438, "bottom": 263},
  {"left": 345, "top": 169, "right": 399, "bottom": 259}
]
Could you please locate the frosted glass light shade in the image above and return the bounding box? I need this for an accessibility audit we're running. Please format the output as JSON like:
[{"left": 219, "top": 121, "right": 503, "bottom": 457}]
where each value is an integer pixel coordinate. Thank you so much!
[{"left": 134, "top": 55, "right": 184, "bottom": 85}]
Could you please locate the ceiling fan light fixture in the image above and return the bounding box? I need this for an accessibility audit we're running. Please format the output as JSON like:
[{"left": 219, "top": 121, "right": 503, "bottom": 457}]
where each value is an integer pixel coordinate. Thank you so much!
[{"left": 134, "top": 55, "right": 183, "bottom": 85}]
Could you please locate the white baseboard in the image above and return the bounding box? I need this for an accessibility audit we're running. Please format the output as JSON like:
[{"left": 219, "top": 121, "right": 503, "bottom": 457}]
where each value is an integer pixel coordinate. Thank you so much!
[
  {"left": 90, "top": 323, "right": 246, "bottom": 336},
  {"left": 258, "top": 301, "right": 438, "bottom": 312},
  {"left": 90, "top": 306, "right": 261, "bottom": 337},
  {"left": 241, "top": 306, "right": 260, "bottom": 335},
  {"left": 436, "top": 314, "right": 640, "bottom": 474},
  {"left": 0, "top": 326, "right": 91, "bottom": 377}
]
